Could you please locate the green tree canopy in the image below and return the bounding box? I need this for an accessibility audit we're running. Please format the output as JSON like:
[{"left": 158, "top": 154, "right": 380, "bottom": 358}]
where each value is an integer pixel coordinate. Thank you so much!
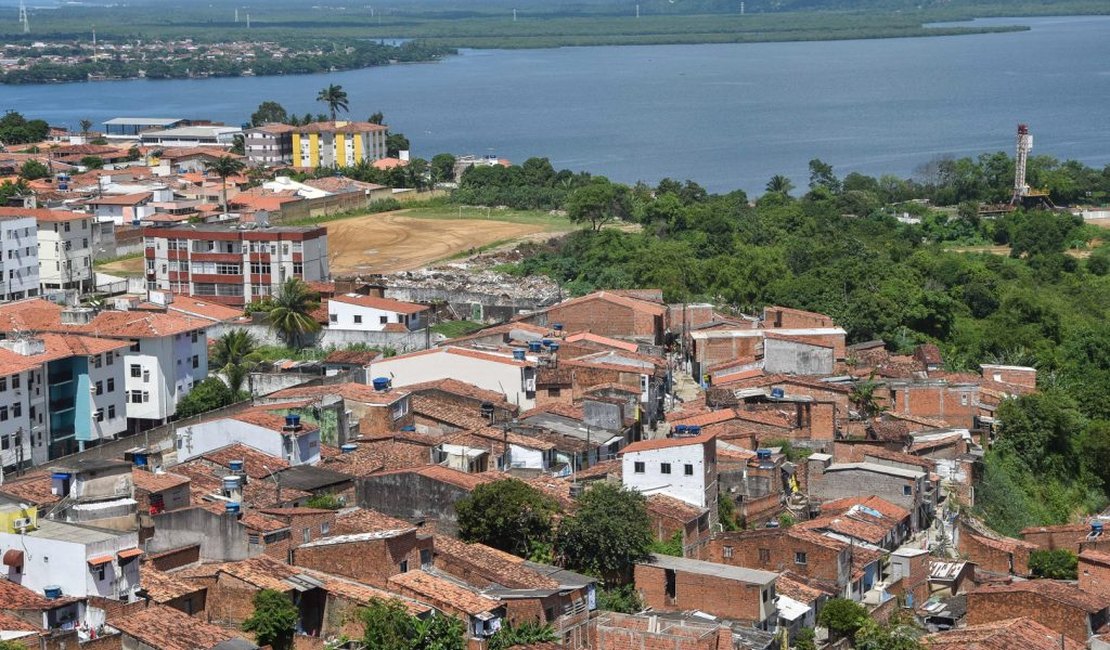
[
  {"left": 175, "top": 377, "right": 238, "bottom": 418},
  {"left": 212, "top": 329, "right": 261, "bottom": 394},
  {"left": 251, "top": 100, "right": 290, "bottom": 126},
  {"left": 243, "top": 589, "right": 298, "bottom": 650},
  {"left": 1029, "top": 549, "right": 1078, "bottom": 579},
  {"left": 554, "top": 482, "right": 652, "bottom": 583},
  {"left": 359, "top": 599, "right": 465, "bottom": 650},
  {"left": 818, "top": 598, "right": 869, "bottom": 640},
  {"left": 0, "top": 111, "right": 49, "bottom": 145},
  {"left": 567, "top": 178, "right": 630, "bottom": 232},
  {"left": 431, "top": 153, "right": 457, "bottom": 183},
  {"left": 317, "top": 84, "right": 350, "bottom": 121},
  {"left": 488, "top": 620, "right": 558, "bottom": 650},
  {"left": 205, "top": 155, "right": 246, "bottom": 213},
  {"left": 456, "top": 478, "right": 559, "bottom": 557},
  {"left": 19, "top": 159, "right": 50, "bottom": 180},
  {"left": 266, "top": 277, "right": 322, "bottom": 348}
]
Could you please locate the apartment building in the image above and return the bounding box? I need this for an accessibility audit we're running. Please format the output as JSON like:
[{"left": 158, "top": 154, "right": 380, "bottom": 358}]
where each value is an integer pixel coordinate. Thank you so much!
[
  {"left": 290, "top": 121, "right": 388, "bottom": 169},
  {"left": 30, "top": 209, "right": 94, "bottom": 293},
  {"left": 143, "top": 224, "right": 329, "bottom": 307},
  {"left": 0, "top": 213, "right": 39, "bottom": 301},
  {"left": 244, "top": 123, "right": 295, "bottom": 166}
]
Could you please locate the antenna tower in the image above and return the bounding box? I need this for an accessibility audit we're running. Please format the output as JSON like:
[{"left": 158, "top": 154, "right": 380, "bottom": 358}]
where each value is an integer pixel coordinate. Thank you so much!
[
  {"left": 1010, "top": 123, "right": 1032, "bottom": 205},
  {"left": 19, "top": 0, "right": 29, "bottom": 33}
]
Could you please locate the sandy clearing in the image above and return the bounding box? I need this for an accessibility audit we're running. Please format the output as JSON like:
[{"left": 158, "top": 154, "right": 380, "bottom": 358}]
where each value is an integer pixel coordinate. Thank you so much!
[{"left": 326, "top": 212, "right": 552, "bottom": 275}]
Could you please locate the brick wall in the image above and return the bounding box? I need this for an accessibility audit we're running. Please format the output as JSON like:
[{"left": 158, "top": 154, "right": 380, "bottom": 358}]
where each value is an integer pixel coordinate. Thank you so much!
[
  {"left": 966, "top": 590, "right": 1093, "bottom": 643},
  {"left": 146, "top": 544, "right": 201, "bottom": 572},
  {"left": 888, "top": 383, "right": 979, "bottom": 429},
  {"left": 359, "top": 402, "right": 413, "bottom": 434},
  {"left": 763, "top": 307, "right": 834, "bottom": 330},
  {"left": 205, "top": 573, "right": 265, "bottom": 626},
  {"left": 702, "top": 530, "right": 846, "bottom": 587},
  {"left": 957, "top": 525, "right": 1032, "bottom": 577},
  {"left": 292, "top": 532, "right": 431, "bottom": 589},
  {"left": 808, "top": 402, "right": 836, "bottom": 440},
  {"left": 1020, "top": 524, "right": 1088, "bottom": 553},
  {"left": 634, "top": 563, "right": 768, "bottom": 625},
  {"left": 699, "top": 337, "right": 761, "bottom": 371},
  {"left": 1079, "top": 552, "right": 1110, "bottom": 600},
  {"left": 592, "top": 613, "right": 729, "bottom": 650},
  {"left": 543, "top": 300, "right": 659, "bottom": 341},
  {"left": 79, "top": 633, "right": 122, "bottom": 650}
]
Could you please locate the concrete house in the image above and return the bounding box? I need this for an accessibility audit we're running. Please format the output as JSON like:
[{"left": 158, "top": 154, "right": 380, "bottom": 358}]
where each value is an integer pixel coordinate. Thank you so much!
[
  {"left": 369, "top": 346, "right": 538, "bottom": 410},
  {"left": 806, "top": 453, "right": 929, "bottom": 531},
  {"left": 635, "top": 554, "right": 778, "bottom": 629},
  {"left": 966, "top": 580, "right": 1110, "bottom": 644},
  {"left": 326, "top": 293, "right": 428, "bottom": 333},
  {"left": 621, "top": 431, "right": 718, "bottom": 529},
  {"left": 176, "top": 409, "right": 321, "bottom": 466}
]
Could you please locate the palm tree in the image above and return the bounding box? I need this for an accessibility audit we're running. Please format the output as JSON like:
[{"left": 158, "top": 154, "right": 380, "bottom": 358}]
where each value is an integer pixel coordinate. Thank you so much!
[
  {"left": 267, "top": 278, "right": 322, "bottom": 348},
  {"left": 79, "top": 119, "right": 93, "bottom": 140},
  {"left": 765, "top": 174, "right": 794, "bottom": 196},
  {"left": 205, "top": 155, "right": 246, "bottom": 214},
  {"left": 212, "top": 329, "right": 262, "bottom": 394},
  {"left": 316, "top": 84, "right": 349, "bottom": 122}
]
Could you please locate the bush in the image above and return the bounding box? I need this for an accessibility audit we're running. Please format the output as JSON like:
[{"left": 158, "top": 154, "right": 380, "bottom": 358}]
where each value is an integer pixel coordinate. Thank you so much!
[
  {"left": 1029, "top": 549, "right": 1078, "bottom": 579},
  {"left": 818, "top": 598, "right": 868, "bottom": 640},
  {"left": 174, "top": 377, "right": 240, "bottom": 419}
]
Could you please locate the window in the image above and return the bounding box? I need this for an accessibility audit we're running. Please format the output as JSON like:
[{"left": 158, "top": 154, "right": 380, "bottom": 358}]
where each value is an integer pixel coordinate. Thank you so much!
[
  {"left": 329, "top": 314, "right": 337, "bottom": 323},
  {"left": 548, "top": 388, "right": 561, "bottom": 397},
  {"left": 684, "top": 464, "right": 694, "bottom": 476},
  {"left": 660, "top": 463, "right": 671, "bottom": 475},
  {"left": 399, "top": 560, "right": 409, "bottom": 573},
  {"left": 420, "top": 548, "right": 432, "bottom": 568},
  {"left": 92, "top": 354, "right": 101, "bottom": 369},
  {"left": 903, "top": 485, "right": 912, "bottom": 496},
  {"left": 759, "top": 548, "right": 771, "bottom": 563},
  {"left": 353, "top": 315, "right": 363, "bottom": 324},
  {"left": 107, "top": 378, "right": 115, "bottom": 392},
  {"left": 12, "top": 402, "right": 20, "bottom": 417},
  {"left": 379, "top": 316, "right": 388, "bottom": 324},
  {"left": 723, "top": 546, "right": 733, "bottom": 559},
  {"left": 94, "top": 564, "right": 105, "bottom": 580},
  {"left": 795, "top": 552, "right": 807, "bottom": 565},
  {"left": 108, "top": 405, "right": 116, "bottom": 419},
  {"left": 95, "top": 381, "right": 103, "bottom": 395},
  {"left": 95, "top": 408, "right": 104, "bottom": 422},
  {"left": 11, "top": 376, "right": 18, "bottom": 389},
  {"left": 192, "top": 355, "right": 199, "bottom": 369},
  {"left": 293, "top": 262, "right": 303, "bottom": 276},
  {"left": 960, "top": 393, "right": 968, "bottom": 406},
  {"left": 303, "top": 528, "right": 311, "bottom": 543},
  {"left": 106, "top": 353, "right": 114, "bottom": 366},
  {"left": 633, "top": 461, "right": 645, "bottom": 474},
  {"left": 191, "top": 331, "right": 199, "bottom": 344},
  {"left": 320, "top": 522, "right": 330, "bottom": 536},
  {"left": 0, "top": 406, "right": 8, "bottom": 421},
  {"left": 250, "top": 262, "right": 271, "bottom": 275},
  {"left": 142, "top": 392, "right": 149, "bottom": 402},
  {"left": 248, "top": 534, "right": 260, "bottom": 545},
  {"left": 130, "top": 391, "right": 143, "bottom": 403},
  {"left": 0, "top": 377, "right": 6, "bottom": 391}
]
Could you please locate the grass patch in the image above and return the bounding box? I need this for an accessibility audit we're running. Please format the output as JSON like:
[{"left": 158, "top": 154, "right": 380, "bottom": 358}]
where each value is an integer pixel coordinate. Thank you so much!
[
  {"left": 402, "top": 204, "right": 573, "bottom": 232},
  {"left": 431, "top": 320, "right": 486, "bottom": 338}
]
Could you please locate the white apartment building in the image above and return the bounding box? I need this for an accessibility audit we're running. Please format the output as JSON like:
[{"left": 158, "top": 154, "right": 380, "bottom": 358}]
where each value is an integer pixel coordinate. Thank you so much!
[
  {"left": 327, "top": 293, "right": 428, "bottom": 332},
  {"left": 621, "top": 431, "right": 718, "bottom": 528},
  {"left": 0, "top": 213, "right": 40, "bottom": 301},
  {"left": 143, "top": 224, "right": 329, "bottom": 308},
  {"left": 176, "top": 409, "right": 321, "bottom": 465},
  {"left": 369, "top": 346, "right": 538, "bottom": 410},
  {"left": 31, "top": 209, "right": 94, "bottom": 293}
]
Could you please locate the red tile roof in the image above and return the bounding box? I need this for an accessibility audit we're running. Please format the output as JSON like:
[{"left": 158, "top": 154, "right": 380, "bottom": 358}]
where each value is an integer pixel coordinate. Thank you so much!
[
  {"left": 131, "top": 468, "right": 190, "bottom": 493},
  {"left": 332, "top": 508, "right": 415, "bottom": 536},
  {"left": 551, "top": 291, "right": 667, "bottom": 317},
  {"left": 86, "top": 192, "right": 152, "bottom": 206},
  {"left": 646, "top": 494, "right": 706, "bottom": 523},
  {"left": 0, "top": 207, "right": 89, "bottom": 222},
  {"left": 330, "top": 293, "right": 428, "bottom": 314},
  {"left": 388, "top": 570, "right": 501, "bottom": 616},
  {"left": 820, "top": 495, "right": 910, "bottom": 522},
  {"left": 971, "top": 580, "right": 1110, "bottom": 613},
  {"left": 562, "top": 331, "right": 639, "bottom": 352},
  {"left": 621, "top": 431, "right": 715, "bottom": 455},
  {"left": 109, "top": 602, "right": 238, "bottom": 650},
  {"left": 266, "top": 382, "right": 408, "bottom": 406},
  {"left": 230, "top": 408, "right": 320, "bottom": 436},
  {"left": 432, "top": 535, "right": 558, "bottom": 590},
  {"left": 198, "top": 443, "right": 290, "bottom": 479},
  {"left": 922, "top": 617, "right": 1084, "bottom": 650}
]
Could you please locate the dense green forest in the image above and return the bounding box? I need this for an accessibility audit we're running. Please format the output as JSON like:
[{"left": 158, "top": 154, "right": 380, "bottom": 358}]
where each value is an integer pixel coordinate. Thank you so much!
[{"left": 453, "top": 153, "right": 1110, "bottom": 534}]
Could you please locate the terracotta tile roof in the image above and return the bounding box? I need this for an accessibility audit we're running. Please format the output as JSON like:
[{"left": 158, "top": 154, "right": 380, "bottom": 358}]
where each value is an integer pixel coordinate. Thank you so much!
[
  {"left": 258, "top": 507, "right": 334, "bottom": 517},
  {"left": 519, "top": 402, "right": 585, "bottom": 422},
  {"left": 86, "top": 192, "right": 152, "bottom": 206},
  {"left": 139, "top": 565, "right": 205, "bottom": 603},
  {"left": 229, "top": 408, "right": 320, "bottom": 436},
  {"left": 1080, "top": 549, "right": 1110, "bottom": 566},
  {"left": 969, "top": 533, "right": 1038, "bottom": 555},
  {"left": 971, "top": 580, "right": 1110, "bottom": 613},
  {"left": 413, "top": 394, "right": 491, "bottom": 430},
  {"left": 0, "top": 299, "right": 209, "bottom": 339},
  {"left": 800, "top": 513, "right": 889, "bottom": 546},
  {"left": 0, "top": 470, "right": 60, "bottom": 506},
  {"left": 0, "top": 207, "right": 88, "bottom": 223},
  {"left": 922, "top": 617, "right": 1084, "bottom": 650},
  {"left": 571, "top": 458, "right": 623, "bottom": 481},
  {"left": 466, "top": 426, "right": 557, "bottom": 452},
  {"left": 646, "top": 494, "right": 706, "bottom": 523},
  {"left": 403, "top": 378, "right": 515, "bottom": 407},
  {"left": 561, "top": 331, "right": 639, "bottom": 352},
  {"left": 109, "top": 602, "right": 238, "bottom": 650},
  {"left": 0, "top": 610, "right": 38, "bottom": 632},
  {"left": 432, "top": 535, "right": 558, "bottom": 590},
  {"left": 295, "top": 121, "right": 388, "bottom": 135},
  {"left": 0, "top": 577, "right": 65, "bottom": 609},
  {"left": 670, "top": 408, "right": 742, "bottom": 428},
  {"left": 321, "top": 438, "right": 432, "bottom": 476},
  {"left": 388, "top": 570, "right": 501, "bottom": 616},
  {"left": 369, "top": 465, "right": 496, "bottom": 492},
  {"left": 522, "top": 476, "right": 578, "bottom": 511},
  {"left": 166, "top": 298, "right": 244, "bottom": 323},
  {"left": 820, "top": 495, "right": 910, "bottom": 522},
  {"left": 332, "top": 508, "right": 415, "bottom": 536},
  {"left": 850, "top": 547, "right": 884, "bottom": 581},
  {"left": 330, "top": 293, "right": 428, "bottom": 314},
  {"left": 550, "top": 291, "right": 667, "bottom": 317},
  {"left": 583, "top": 382, "right": 641, "bottom": 396},
  {"left": 197, "top": 443, "right": 290, "bottom": 479},
  {"left": 621, "top": 431, "right": 715, "bottom": 455},
  {"left": 324, "top": 349, "right": 381, "bottom": 365},
  {"left": 237, "top": 510, "right": 290, "bottom": 533},
  {"left": 175, "top": 460, "right": 308, "bottom": 509},
  {"left": 267, "top": 382, "right": 408, "bottom": 406},
  {"left": 303, "top": 569, "right": 431, "bottom": 615},
  {"left": 776, "top": 573, "right": 826, "bottom": 605},
  {"left": 131, "top": 468, "right": 190, "bottom": 493}
]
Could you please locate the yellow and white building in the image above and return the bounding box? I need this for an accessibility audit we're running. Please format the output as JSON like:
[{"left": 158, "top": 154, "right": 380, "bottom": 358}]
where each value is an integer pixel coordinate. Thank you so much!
[{"left": 291, "top": 121, "right": 389, "bottom": 169}]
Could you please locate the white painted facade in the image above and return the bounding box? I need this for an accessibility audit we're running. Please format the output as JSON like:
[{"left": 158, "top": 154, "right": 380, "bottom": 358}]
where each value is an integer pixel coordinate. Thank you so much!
[
  {"left": 0, "top": 521, "right": 140, "bottom": 600},
  {"left": 0, "top": 368, "right": 39, "bottom": 473},
  {"left": 88, "top": 350, "right": 128, "bottom": 442},
  {"left": 369, "top": 347, "right": 537, "bottom": 410},
  {"left": 0, "top": 216, "right": 39, "bottom": 301},
  {"left": 37, "top": 215, "right": 93, "bottom": 292},
  {"left": 622, "top": 441, "right": 712, "bottom": 508},
  {"left": 176, "top": 417, "right": 321, "bottom": 466},
  {"left": 123, "top": 329, "right": 208, "bottom": 425},
  {"left": 327, "top": 296, "right": 426, "bottom": 332}
]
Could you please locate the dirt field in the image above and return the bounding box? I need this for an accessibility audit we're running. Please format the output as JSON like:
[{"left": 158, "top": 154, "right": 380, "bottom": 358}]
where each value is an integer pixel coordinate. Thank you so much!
[
  {"left": 99, "top": 255, "right": 145, "bottom": 276},
  {"left": 326, "top": 211, "right": 558, "bottom": 275}
]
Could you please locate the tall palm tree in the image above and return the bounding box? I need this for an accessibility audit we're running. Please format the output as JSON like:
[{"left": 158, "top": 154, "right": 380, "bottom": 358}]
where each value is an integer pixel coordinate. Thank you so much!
[
  {"left": 79, "top": 119, "right": 93, "bottom": 140},
  {"left": 205, "top": 155, "right": 246, "bottom": 214},
  {"left": 212, "top": 329, "right": 262, "bottom": 394},
  {"left": 267, "top": 278, "right": 322, "bottom": 349},
  {"left": 316, "top": 84, "right": 349, "bottom": 122},
  {"left": 765, "top": 174, "right": 794, "bottom": 196}
]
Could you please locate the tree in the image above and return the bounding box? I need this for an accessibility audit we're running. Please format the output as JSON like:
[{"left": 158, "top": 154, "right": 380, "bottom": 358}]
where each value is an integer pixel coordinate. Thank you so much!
[
  {"left": 79, "top": 118, "right": 93, "bottom": 139},
  {"left": 242, "top": 589, "right": 298, "bottom": 650},
  {"left": 794, "top": 628, "right": 816, "bottom": 650},
  {"left": 1029, "top": 549, "right": 1078, "bottom": 579},
  {"left": 212, "top": 329, "right": 261, "bottom": 394},
  {"left": 0, "top": 111, "right": 49, "bottom": 145},
  {"left": 251, "top": 100, "right": 289, "bottom": 126},
  {"left": 359, "top": 599, "right": 465, "bottom": 650},
  {"left": 765, "top": 174, "right": 794, "bottom": 196},
  {"left": 995, "top": 390, "right": 1085, "bottom": 476},
  {"left": 316, "top": 84, "right": 349, "bottom": 121},
  {"left": 431, "top": 153, "right": 456, "bottom": 183},
  {"left": 304, "top": 493, "right": 343, "bottom": 510},
  {"left": 205, "top": 155, "right": 246, "bottom": 214},
  {"left": 853, "top": 620, "right": 923, "bottom": 650},
  {"left": 817, "top": 598, "right": 868, "bottom": 640},
  {"left": 488, "top": 620, "right": 558, "bottom": 650},
  {"left": 0, "top": 179, "right": 30, "bottom": 202},
  {"left": 231, "top": 134, "right": 245, "bottom": 156},
  {"left": 808, "top": 158, "right": 841, "bottom": 193},
  {"left": 554, "top": 482, "right": 652, "bottom": 583},
  {"left": 266, "top": 277, "right": 322, "bottom": 348},
  {"left": 18, "top": 159, "right": 50, "bottom": 180},
  {"left": 80, "top": 156, "right": 104, "bottom": 169},
  {"left": 175, "top": 377, "right": 237, "bottom": 418},
  {"left": 386, "top": 132, "right": 410, "bottom": 158},
  {"left": 456, "top": 479, "right": 559, "bottom": 557},
  {"left": 596, "top": 584, "right": 643, "bottom": 614},
  {"left": 0, "top": 641, "right": 29, "bottom": 650},
  {"left": 851, "top": 378, "right": 884, "bottom": 418},
  {"left": 368, "top": 111, "right": 385, "bottom": 125},
  {"left": 566, "top": 179, "right": 630, "bottom": 232}
]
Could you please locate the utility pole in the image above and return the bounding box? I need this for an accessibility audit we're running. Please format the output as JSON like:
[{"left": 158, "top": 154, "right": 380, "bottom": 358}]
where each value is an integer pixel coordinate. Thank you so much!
[
  {"left": 245, "top": 13, "right": 251, "bottom": 29},
  {"left": 19, "top": 0, "right": 29, "bottom": 33}
]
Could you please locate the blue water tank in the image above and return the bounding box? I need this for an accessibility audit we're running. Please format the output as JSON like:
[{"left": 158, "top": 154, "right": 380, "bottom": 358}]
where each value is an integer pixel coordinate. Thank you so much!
[
  {"left": 50, "top": 472, "right": 71, "bottom": 480},
  {"left": 1093, "top": 521, "right": 1105, "bottom": 535},
  {"left": 528, "top": 341, "right": 542, "bottom": 352},
  {"left": 673, "top": 425, "right": 688, "bottom": 436},
  {"left": 513, "top": 349, "right": 526, "bottom": 361},
  {"left": 372, "top": 377, "right": 391, "bottom": 391},
  {"left": 132, "top": 453, "right": 147, "bottom": 467},
  {"left": 687, "top": 425, "right": 701, "bottom": 436},
  {"left": 548, "top": 342, "right": 560, "bottom": 352},
  {"left": 340, "top": 443, "right": 358, "bottom": 454},
  {"left": 225, "top": 502, "right": 241, "bottom": 514},
  {"left": 285, "top": 414, "right": 301, "bottom": 428},
  {"left": 222, "top": 475, "right": 241, "bottom": 491},
  {"left": 541, "top": 339, "right": 554, "bottom": 348},
  {"left": 757, "top": 449, "right": 773, "bottom": 460},
  {"left": 770, "top": 387, "right": 785, "bottom": 399},
  {"left": 228, "top": 460, "right": 244, "bottom": 472},
  {"left": 401, "top": 425, "right": 416, "bottom": 432},
  {"left": 43, "top": 586, "right": 63, "bottom": 599},
  {"left": 553, "top": 323, "right": 564, "bottom": 331},
  {"left": 58, "top": 182, "right": 68, "bottom": 190}
]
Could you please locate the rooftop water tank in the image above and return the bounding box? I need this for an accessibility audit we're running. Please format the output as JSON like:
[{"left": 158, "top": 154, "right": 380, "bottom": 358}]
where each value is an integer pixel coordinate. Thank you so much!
[
  {"left": 132, "top": 453, "right": 147, "bottom": 467},
  {"left": 548, "top": 342, "right": 560, "bottom": 352},
  {"left": 43, "top": 586, "right": 63, "bottom": 599},
  {"left": 222, "top": 475, "right": 241, "bottom": 491},
  {"left": 1093, "top": 521, "right": 1105, "bottom": 536},
  {"left": 756, "top": 449, "right": 773, "bottom": 460},
  {"left": 340, "top": 443, "right": 358, "bottom": 454},
  {"left": 480, "top": 402, "right": 495, "bottom": 419},
  {"left": 225, "top": 502, "right": 241, "bottom": 514},
  {"left": 673, "top": 425, "right": 689, "bottom": 436},
  {"left": 527, "top": 341, "right": 542, "bottom": 353},
  {"left": 770, "top": 387, "right": 785, "bottom": 399},
  {"left": 372, "top": 377, "right": 391, "bottom": 391},
  {"left": 687, "top": 425, "right": 701, "bottom": 436},
  {"left": 541, "top": 339, "right": 554, "bottom": 348},
  {"left": 228, "top": 460, "right": 244, "bottom": 473},
  {"left": 284, "top": 414, "right": 301, "bottom": 429},
  {"left": 512, "top": 349, "right": 526, "bottom": 361},
  {"left": 553, "top": 323, "right": 564, "bottom": 331}
]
